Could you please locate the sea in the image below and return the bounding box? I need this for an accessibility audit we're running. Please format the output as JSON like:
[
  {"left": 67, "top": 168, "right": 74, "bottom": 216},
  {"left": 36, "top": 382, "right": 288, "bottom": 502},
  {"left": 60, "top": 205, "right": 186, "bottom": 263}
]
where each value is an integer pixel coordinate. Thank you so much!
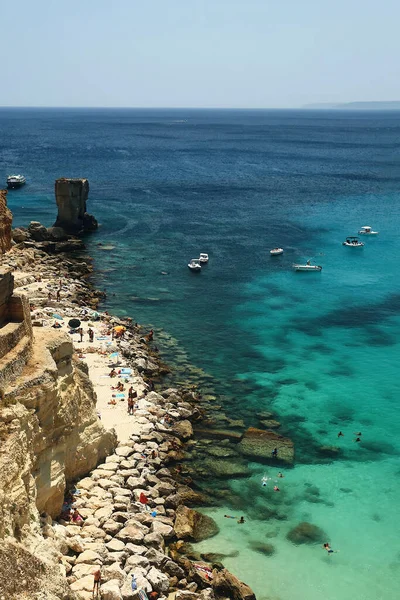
[{"left": 1, "top": 107, "right": 400, "bottom": 600}]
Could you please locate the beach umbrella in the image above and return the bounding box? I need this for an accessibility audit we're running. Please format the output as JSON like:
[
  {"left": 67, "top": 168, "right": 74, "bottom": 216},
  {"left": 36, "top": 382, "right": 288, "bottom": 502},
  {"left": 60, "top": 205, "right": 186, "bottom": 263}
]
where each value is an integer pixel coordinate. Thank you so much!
[
  {"left": 91, "top": 311, "right": 100, "bottom": 321},
  {"left": 52, "top": 313, "right": 64, "bottom": 320},
  {"left": 114, "top": 325, "right": 126, "bottom": 333},
  {"left": 68, "top": 318, "right": 81, "bottom": 329}
]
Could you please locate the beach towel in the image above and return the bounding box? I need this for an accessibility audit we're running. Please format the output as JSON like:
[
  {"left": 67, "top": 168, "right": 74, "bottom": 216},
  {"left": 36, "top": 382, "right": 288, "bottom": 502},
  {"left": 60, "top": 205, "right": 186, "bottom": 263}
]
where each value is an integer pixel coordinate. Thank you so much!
[
  {"left": 138, "top": 591, "right": 149, "bottom": 600},
  {"left": 115, "top": 393, "right": 125, "bottom": 398},
  {"left": 96, "top": 336, "right": 108, "bottom": 340},
  {"left": 120, "top": 368, "right": 132, "bottom": 374}
]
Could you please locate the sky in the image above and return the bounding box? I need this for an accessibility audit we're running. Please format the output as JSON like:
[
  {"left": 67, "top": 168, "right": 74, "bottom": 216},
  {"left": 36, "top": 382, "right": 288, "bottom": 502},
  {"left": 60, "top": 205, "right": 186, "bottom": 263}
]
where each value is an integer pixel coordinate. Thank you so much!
[{"left": 1, "top": 0, "right": 399, "bottom": 108}]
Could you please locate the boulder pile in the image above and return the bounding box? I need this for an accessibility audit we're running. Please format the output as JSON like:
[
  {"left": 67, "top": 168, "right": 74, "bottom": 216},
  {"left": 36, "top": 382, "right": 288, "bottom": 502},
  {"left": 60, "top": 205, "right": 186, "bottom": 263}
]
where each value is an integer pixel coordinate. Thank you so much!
[{"left": 40, "top": 388, "right": 254, "bottom": 600}]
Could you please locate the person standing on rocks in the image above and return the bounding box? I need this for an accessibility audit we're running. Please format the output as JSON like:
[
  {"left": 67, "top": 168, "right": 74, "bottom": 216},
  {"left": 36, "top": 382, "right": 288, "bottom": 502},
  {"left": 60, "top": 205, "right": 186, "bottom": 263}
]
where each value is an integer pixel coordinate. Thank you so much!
[
  {"left": 88, "top": 328, "right": 94, "bottom": 343},
  {"left": 272, "top": 447, "right": 278, "bottom": 459},
  {"left": 56, "top": 289, "right": 61, "bottom": 302},
  {"left": 92, "top": 567, "right": 101, "bottom": 597},
  {"left": 79, "top": 327, "right": 83, "bottom": 342}
]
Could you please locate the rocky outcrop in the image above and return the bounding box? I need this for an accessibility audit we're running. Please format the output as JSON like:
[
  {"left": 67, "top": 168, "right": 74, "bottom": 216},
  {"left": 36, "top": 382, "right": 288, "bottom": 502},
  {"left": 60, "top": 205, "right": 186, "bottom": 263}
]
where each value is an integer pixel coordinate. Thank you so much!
[
  {"left": 238, "top": 427, "right": 294, "bottom": 463},
  {"left": 212, "top": 568, "right": 256, "bottom": 600},
  {"left": 174, "top": 505, "right": 219, "bottom": 542},
  {"left": 0, "top": 190, "right": 12, "bottom": 254},
  {"left": 54, "top": 178, "right": 98, "bottom": 234},
  {"left": 0, "top": 539, "right": 76, "bottom": 600}
]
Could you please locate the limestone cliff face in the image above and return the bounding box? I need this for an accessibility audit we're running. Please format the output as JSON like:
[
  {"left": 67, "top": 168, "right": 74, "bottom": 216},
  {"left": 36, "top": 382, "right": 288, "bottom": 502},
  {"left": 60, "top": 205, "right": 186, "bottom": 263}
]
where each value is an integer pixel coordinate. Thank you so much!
[
  {"left": 54, "top": 178, "right": 98, "bottom": 234},
  {"left": 0, "top": 328, "right": 116, "bottom": 535},
  {"left": 0, "top": 189, "right": 13, "bottom": 253}
]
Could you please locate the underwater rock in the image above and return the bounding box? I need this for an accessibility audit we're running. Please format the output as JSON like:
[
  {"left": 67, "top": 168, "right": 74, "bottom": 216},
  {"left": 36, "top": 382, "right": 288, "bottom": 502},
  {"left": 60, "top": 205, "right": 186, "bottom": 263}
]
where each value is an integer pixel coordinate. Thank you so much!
[
  {"left": 204, "top": 446, "right": 238, "bottom": 458},
  {"left": 317, "top": 445, "right": 341, "bottom": 457},
  {"left": 202, "top": 458, "right": 248, "bottom": 478},
  {"left": 201, "top": 551, "right": 239, "bottom": 563},
  {"left": 238, "top": 428, "right": 294, "bottom": 463},
  {"left": 248, "top": 541, "right": 275, "bottom": 556},
  {"left": 260, "top": 419, "right": 281, "bottom": 429},
  {"left": 286, "top": 521, "right": 327, "bottom": 545}
]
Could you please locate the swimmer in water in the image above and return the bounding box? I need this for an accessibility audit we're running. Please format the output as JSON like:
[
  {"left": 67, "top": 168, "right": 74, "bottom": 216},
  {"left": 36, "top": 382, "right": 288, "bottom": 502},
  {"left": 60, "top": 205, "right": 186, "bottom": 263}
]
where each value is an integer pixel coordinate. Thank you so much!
[
  {"left": 277, "top": 472, "right": 284, "bottom": 478},
  {"left": 323, "top": 543, "right": 337, "bottom": 554},
  {"left": 273, "top": 486, "right": 280, "bottom": 492},
  {"left": 354, "top": 432, "right": 362, "bottom": 436},
  {"left": 238, "top": 516, "right": 245, "bottom": 524},
  {"left": 262, "top": 475, "right": 269, "bottom": 487},
  {"left": 224, "top": 515, "right": 236, "bottom": 519},
  {"left": 354, "top": 437, "right": 361, "bottom": 443},
  {"left": 337, "top": 431, "right": 344, "bottom": 438}
]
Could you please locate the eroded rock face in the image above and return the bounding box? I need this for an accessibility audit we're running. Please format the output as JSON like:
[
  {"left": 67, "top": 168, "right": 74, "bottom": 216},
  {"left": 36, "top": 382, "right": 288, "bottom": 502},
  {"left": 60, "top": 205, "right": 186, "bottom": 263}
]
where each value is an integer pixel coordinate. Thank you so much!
[
  {"left": 238, "top": 427, "right": 294, "bottom": 463},
  {"left": 0, "top": 328, "right": 117, "bottom": 535},
  {"left": 54, "top": 178, "right": 98, "bottom": 234},
  {"left": 0, "top": 190, "right": 12, "bottom": 254}
]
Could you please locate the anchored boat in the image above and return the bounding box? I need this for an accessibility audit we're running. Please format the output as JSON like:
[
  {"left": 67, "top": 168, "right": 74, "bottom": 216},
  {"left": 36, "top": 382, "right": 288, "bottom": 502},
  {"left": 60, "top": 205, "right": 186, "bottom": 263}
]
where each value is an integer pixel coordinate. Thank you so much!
[
  {"left": 342, "top": 236, "right": 364, "bottom": 247},
  {"left": 188, "top": 259, "right": 201, "bottom": 272},
  {"left": 270, "top": 248, "right": 284, "bottom": 256},
  {"left": 199, "top": 253, "right": 209, "bottom": 263},
  {"left": 358, "top": 226, "right": 378, "bottom": 235},
  {"left": 293, "top": 260, "right": 322, "bottom": 272},
  {"left": 7, "top": 174, "right": 26, "bottom": 189}
]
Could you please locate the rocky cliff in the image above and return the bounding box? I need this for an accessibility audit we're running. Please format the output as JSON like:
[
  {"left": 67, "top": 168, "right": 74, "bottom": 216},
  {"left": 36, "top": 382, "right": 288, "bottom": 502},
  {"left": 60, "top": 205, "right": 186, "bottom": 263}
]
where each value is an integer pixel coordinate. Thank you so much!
[
  {"left": 0, "top": 265, "right": 116, "bottom": 599},
  {"left": 54, "top": 178, "right": 98, "bottom": 234},
  {"left": 0, "top": 189, "right": 13, "bottom": 254}
]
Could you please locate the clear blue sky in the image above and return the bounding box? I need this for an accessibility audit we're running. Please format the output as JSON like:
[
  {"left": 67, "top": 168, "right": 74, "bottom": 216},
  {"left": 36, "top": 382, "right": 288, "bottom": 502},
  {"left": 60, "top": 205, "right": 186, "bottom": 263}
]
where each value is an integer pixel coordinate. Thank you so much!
[{"left": 1, "top": 0, "right": 398, "bottom": 108}]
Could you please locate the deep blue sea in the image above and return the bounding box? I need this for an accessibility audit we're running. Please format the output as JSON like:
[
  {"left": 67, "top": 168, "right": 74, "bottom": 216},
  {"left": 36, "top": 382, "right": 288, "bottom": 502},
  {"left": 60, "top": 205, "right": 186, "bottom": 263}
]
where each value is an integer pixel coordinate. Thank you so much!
[{"left": 2, "top": 108, "right": 400, "bottom": 600}]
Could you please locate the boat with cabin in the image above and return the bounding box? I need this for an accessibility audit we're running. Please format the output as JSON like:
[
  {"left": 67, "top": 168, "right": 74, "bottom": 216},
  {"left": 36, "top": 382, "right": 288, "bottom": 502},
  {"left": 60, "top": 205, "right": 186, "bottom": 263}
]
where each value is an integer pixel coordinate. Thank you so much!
[
  {"left": 358, "top": 226, "right": 378, "bottom": 235},
  {"left": 293, "top": 260, "right": 322, "bottom": 272},
  {"left": 7, "top": 174, "right": 26, "bottom": 189},
  {"left": 199, "top": 253, "right": 209, "bottom": 263},
  {"left": 342, "top": 236, "right": 364, "bottom": 247},
  {"left": 188, "top": 259, "right": 201, "bottom": 272}
]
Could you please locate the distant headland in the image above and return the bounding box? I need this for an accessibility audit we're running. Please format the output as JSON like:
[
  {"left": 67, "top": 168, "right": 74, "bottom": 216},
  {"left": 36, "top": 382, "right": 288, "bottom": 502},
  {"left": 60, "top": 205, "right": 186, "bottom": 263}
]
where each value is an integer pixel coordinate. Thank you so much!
[{"left": 303, "top": 101, "right": 400, "bottom": 110}]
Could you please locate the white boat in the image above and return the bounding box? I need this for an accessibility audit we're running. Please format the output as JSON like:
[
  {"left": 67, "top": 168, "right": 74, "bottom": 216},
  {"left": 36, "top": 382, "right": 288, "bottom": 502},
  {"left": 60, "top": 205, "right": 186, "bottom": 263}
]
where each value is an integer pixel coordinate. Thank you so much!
[
  {"left": 188, "top": 259, "right": 201, "bottom": 272},
  {"left": 342, "top": 236, "right": 364, "bottom": 247},
  {"left": 358, "top": 226, "right": 378, "bottom": 235},
  {"left": 270, "top": 248, "right": 283, "bottom": 256},
  {"left": 293, "top": 261, "right": 322, "bottom": 272},
  {"left": 7, "top": 174, "right": 26, "bottom": 189},
  {"left": 199, "top": 253, "right": 209, "bottom": 263}
]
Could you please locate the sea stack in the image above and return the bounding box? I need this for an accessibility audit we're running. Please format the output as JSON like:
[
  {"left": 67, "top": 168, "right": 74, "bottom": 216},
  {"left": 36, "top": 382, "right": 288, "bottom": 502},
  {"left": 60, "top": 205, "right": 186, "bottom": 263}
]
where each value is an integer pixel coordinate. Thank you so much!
[{"left": 54, "top": 178, "right": 98, "bottom": 234}]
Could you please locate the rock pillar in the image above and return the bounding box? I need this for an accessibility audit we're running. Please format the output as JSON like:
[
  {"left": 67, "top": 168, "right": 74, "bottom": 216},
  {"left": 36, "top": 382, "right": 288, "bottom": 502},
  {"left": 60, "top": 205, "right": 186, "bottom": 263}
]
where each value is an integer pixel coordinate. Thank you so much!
[
  {"left": 53, "top": 178, "right": 98, "bottom": 234},
  {"left": 0, "top": 190, "right": 13, "bottom": 254}
]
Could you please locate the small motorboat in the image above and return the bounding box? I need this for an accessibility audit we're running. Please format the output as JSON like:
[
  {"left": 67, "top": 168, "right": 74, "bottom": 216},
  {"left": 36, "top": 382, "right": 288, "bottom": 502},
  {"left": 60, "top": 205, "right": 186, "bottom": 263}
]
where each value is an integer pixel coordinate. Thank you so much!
[
  {"left": 342, "top": 236, "right": 364, "bottom": 247},
  {"left": 358, "top": 226, "right": 378, "bottom": 235},
  {"left": 199, "top": 253, "right": 209, "bottom": 263},
  {"left": 188, "top": 259, "right": 201, "bottom": 272},
  {"left": 7, "top": 174, "right": 26, "bottom": 189},
  {"left": 270, "top": 248, "right": 283, "bottom": 256},
  {"left": 293, "top": 260, "right": 322, "bottom": 272}
]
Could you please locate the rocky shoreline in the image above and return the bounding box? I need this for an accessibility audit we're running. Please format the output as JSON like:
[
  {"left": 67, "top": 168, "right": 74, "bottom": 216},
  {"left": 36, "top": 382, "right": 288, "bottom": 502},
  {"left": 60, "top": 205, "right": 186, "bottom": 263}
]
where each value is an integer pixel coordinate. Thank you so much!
[{"left": 1, "top": 224, "right": 257, "bottom": 600}]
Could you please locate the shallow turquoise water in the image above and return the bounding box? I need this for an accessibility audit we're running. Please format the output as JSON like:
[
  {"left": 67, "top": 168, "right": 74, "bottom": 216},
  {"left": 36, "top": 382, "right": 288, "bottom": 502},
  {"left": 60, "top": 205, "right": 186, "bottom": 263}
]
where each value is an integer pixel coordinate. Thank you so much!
[{"left": 2, "top": 108, "right": 400, "bottom": 599}]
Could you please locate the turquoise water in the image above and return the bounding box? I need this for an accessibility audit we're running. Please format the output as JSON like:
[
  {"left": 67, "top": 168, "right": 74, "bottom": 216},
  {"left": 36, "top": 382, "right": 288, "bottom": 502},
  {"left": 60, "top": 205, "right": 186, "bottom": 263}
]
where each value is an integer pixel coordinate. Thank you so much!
[{"left": 2, "top": 108, "right": 400, "bottom": 599}]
